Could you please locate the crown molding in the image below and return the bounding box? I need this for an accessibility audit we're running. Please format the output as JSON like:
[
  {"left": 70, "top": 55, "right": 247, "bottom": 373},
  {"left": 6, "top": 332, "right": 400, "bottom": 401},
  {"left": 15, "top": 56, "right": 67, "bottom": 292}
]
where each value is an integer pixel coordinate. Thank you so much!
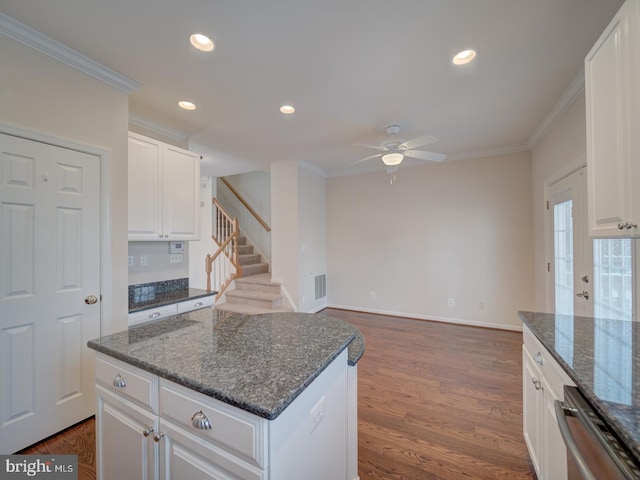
[
  {"left": 446, "top": 144, "right": 530, "bottom": 162},
  {"left": 128, "top": 113, "right": 189, "bottom": 141},
  {"left": 0, "top": 12, "right": 140, "bottom": 94},
  {"left": 298, "top": 160, "right": 328, "bottom": 177},
  {"left": 527, "top": 69, "right": 585, "bottom": 149}
]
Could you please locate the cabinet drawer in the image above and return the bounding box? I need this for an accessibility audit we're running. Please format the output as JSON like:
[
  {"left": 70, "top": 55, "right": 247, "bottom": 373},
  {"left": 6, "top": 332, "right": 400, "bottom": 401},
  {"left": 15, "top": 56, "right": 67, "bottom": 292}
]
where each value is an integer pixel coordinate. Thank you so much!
[
  {"left": 177, "top": 295, "right": 215, "bottom": 314},
  {"left": 523, "top": 327, "right": 575, "bottom": 398},
  {"left": 159, "top": 380, "right": 267, "bottom": 468},
  {"left": 128, "top": 304, "right": 177, "bottom": 327},
  {"left": 95, "top": 354, "right": 158, "bottom": 413}
]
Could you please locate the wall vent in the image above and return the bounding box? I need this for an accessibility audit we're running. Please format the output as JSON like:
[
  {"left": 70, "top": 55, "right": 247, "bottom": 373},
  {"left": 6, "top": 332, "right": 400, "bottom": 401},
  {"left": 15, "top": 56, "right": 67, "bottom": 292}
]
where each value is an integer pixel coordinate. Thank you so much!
[{"left": 315, "top": 274, "right": 326, "bottom": 300}]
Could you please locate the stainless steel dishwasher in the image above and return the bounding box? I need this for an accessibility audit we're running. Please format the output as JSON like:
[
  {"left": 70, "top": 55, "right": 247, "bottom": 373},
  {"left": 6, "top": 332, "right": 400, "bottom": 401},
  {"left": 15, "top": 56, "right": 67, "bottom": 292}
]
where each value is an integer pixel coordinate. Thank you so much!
[{"left": 555, "top": 386, "right": 640, "bottom": 480}]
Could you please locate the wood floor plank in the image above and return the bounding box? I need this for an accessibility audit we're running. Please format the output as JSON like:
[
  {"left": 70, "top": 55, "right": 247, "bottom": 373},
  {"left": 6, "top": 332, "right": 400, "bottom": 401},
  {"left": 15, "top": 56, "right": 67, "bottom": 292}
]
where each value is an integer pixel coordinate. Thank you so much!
[{"left": 16, "top": 309, "right": 535, "bottom": 480}]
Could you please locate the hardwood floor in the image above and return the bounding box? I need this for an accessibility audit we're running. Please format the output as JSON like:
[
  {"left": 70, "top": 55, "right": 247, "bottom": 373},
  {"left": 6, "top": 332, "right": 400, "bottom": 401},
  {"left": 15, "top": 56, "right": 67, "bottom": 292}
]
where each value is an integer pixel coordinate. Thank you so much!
[
  {"left": 326, "top": 308, "right": 535, "bottom": 480},
  {"left": 18, "top": 309, "right": 534, "bottom": 480},
  {"left": 19, "top": 417, "right": 96, "bottom": 480}
]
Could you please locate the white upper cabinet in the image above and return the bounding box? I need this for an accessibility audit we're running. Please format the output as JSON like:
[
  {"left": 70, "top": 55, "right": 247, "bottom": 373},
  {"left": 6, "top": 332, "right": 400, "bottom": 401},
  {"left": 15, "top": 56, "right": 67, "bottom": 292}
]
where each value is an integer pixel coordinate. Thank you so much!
[
  {"left": 586, "top": 0, "right": 640, "bottom": 237},
  {"left": 128, "top": 132, "right": 201, "bottom": 241}
]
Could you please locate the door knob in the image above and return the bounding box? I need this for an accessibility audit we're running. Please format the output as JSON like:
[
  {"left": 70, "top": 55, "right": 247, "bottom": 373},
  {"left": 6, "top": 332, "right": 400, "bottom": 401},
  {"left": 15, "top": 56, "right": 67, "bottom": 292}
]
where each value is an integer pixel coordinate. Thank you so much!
[
  {"left": 85, "top": 295, "right": 98, "bottom": 305},
  {"left": 576, "top": 291, "right": 590, "bottom": 300}
]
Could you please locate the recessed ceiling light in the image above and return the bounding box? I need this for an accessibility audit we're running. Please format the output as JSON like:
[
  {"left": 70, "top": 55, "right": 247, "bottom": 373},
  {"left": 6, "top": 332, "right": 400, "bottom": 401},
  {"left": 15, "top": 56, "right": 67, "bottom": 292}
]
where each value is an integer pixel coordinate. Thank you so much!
[
  {"left": 190, "top": 33, "right": 215, "bottom": 52},
  {"left": 179, "top": 101, "right": 196, "bottom": 110},
  {"left": 453, "top": 49, "right": 477, "bottom": 65},
  {"left": 280, "top": 105, "right": 295, "bottom": 114}
]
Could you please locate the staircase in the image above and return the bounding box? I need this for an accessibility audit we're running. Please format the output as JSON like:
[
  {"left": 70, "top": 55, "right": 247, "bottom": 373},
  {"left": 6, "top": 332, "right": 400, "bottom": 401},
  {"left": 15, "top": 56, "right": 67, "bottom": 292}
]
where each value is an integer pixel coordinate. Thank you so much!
[{"left": 214, "top": 236, "right": 292, "bottom": 315}]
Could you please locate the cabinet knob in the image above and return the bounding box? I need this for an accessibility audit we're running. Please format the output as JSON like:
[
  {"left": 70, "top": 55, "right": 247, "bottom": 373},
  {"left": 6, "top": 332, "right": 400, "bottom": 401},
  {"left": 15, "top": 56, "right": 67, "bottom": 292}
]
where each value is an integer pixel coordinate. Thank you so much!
[
  {"left": 618, "top": 222, "right": 637, "bottom": 230},
  {"left": 153, "top": 432, "right": 165, "bottom": 443},
  {"left": 191, "top": 410, "right": 212, "bottom": 430},
  {"left": 148, "top": 312, "right": 161, "bottom": 319},
  {"left": 533, "top": 352, "right": 544, "bottom": 366},
  {"left": 142, "top": 427, "right": 154, "bottom": 437},
  {"left": 532, "top": 378, "right": 543, "bottom": 391},
  {"left": 113, "top": 374, "right": 126, "bottom": 388}
]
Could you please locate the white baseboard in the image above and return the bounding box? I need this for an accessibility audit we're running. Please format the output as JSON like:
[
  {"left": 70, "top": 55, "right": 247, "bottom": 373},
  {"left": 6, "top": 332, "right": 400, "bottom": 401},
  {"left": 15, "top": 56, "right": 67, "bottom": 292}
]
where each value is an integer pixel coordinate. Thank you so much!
[{"left": 326, "top": 304, "right": 523, "bottom": 332}]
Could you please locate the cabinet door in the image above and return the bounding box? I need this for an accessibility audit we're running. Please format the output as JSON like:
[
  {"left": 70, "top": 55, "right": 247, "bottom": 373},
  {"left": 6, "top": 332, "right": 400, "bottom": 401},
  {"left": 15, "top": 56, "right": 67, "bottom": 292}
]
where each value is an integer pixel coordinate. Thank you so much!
[
  {"left": 522, "top": 348, "right": 543, "bottom": 478},
  {"left": 129, "top": 134, "right": 163, "bottom": 240},
  {"left": 158, "top": 420, "right": 265, "bottom": 480},
  {"left": 586, "top": 2, "right": 635, "bottom": 237},
  {"left": 97, "top": 387, "right": 158, "bottom": 480},
  {"left": 162, "top": 145, "right": 200, "bottom": 240}
]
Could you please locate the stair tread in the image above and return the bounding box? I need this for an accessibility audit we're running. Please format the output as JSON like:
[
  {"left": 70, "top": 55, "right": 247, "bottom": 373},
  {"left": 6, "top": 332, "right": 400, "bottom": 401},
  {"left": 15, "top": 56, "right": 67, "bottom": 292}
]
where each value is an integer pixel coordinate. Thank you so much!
[
  {"left": 214, "top": 303, "right": 293, "bottom": 315},
  {"left": 225, "top": 289, "right": 282, "bottom": 301}
]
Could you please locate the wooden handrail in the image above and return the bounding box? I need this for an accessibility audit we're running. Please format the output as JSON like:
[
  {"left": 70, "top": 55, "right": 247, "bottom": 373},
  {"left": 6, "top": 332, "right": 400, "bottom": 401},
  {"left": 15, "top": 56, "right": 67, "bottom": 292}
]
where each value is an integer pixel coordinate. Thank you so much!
[{"left": 220, "top": 177, "right": 271, "bottom": 232}]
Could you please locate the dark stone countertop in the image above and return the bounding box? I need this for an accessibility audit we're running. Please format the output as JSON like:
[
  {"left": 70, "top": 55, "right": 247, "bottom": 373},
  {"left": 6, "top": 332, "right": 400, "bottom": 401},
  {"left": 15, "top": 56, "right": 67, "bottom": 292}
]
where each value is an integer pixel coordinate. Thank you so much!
[
  {"left": 88, "top": 309, "right": 364, "bottom": 420},
  {"left": 129, "top": 287, "right": 215, "bottom": 313},
  {"left": 519, "top": 311, "right": 640, "bottom": 461}
]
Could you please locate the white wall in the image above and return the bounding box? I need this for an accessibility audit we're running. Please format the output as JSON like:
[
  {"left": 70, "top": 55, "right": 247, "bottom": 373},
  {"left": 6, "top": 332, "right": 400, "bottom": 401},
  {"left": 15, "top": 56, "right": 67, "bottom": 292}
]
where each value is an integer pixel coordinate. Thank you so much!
[
  {"left": 128, "top": 241, "right": 190, "bottom": 285},
  {"left": 271, "top": 163, "right": 300, "bottom": 307},
  {"left": 0, "top": 36, "right": 130, "bottom": 335},
  {"left": 188, "top": 177, "right": 216, "bottom": 290},
  {"left": 327, "top": 152, "right": 534, "bottom": 330},
  {"left": 298, "top": 166, "right": 327, "bottom": 313},
  {"left": 531, "top": 93, "right": 587, "bottom": 311}
]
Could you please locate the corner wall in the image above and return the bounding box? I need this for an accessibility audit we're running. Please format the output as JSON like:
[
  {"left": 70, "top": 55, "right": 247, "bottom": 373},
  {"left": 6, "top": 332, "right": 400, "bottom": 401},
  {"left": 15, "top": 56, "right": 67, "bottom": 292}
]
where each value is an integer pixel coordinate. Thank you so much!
[
  {"left": 326, "top": 152, "right": 534, "bottom": 330},
  {"left": 0, "top": 36, "right": 130, "bottom": 335},
  {"left": 531, "top": 93, "right": 587, "bottom": 311}
]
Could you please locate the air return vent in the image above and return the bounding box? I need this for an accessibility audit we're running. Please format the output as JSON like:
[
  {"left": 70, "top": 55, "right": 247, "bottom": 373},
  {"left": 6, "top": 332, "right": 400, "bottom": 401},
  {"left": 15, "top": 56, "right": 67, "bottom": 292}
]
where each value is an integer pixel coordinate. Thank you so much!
[{"left": 315, "top": 274, "right": 326, "bottom": 300}]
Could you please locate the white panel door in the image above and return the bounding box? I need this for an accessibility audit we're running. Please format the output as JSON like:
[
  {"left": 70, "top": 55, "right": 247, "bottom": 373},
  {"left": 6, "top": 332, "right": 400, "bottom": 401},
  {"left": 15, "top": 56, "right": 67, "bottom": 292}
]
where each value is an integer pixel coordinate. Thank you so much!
[{"left": 0, "top": 133, "right": 101, "bottom": 453}]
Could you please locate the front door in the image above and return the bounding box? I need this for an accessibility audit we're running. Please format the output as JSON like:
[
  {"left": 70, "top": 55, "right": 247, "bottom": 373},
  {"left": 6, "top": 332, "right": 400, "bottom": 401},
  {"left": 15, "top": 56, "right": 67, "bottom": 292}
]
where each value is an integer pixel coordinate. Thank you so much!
[{"left": 0, "top": 133, "right": 101, "bottom": 453}]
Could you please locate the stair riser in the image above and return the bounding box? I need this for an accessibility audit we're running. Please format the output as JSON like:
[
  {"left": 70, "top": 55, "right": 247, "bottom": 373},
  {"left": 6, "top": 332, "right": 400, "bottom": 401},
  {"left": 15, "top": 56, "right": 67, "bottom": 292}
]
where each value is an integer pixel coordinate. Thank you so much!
[
  {"left": 239, "top": 254, "right": 261, "bottom": 266},
  {"left": 241, "top": 264, "right": 269, "bottom": 276}
]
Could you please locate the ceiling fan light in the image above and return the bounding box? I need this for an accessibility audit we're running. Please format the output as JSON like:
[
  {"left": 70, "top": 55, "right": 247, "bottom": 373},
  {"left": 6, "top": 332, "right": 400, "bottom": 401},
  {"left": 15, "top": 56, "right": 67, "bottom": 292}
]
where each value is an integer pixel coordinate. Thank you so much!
[{"left": 382, "top": 153, "right": 403, "bottom": 166}]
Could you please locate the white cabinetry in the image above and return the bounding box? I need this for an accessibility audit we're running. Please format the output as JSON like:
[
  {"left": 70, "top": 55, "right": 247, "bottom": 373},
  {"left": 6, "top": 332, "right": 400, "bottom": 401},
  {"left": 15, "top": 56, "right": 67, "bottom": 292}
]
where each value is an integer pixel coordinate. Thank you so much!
[
  {"left": 522, "top": 326, "right": 575, "bottom": 480},
  {"left": 94, "top": 350, "right": 351, "bottom": 480},
  {"left": 586, "top": 0, "right": 640, "bottom": 237},
  {"left": 128, "top": 132, "right": 201, "bottom": 241},
  {"left": 128, "top": 295, "right": 215, "bottom": 327}
]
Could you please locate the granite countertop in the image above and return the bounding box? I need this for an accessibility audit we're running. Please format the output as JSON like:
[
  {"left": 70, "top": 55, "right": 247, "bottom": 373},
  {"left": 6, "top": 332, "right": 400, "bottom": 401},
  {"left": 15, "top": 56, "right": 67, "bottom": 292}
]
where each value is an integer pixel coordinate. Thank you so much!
[
  {"left": 128, "top": 277, "right": 216, "bottom": 313},
  {"left": 519, "top": 311, "right": 640, "bottom": 461},
  {"left": 88, "top": 309, "right": 364, "bottom": 420}
]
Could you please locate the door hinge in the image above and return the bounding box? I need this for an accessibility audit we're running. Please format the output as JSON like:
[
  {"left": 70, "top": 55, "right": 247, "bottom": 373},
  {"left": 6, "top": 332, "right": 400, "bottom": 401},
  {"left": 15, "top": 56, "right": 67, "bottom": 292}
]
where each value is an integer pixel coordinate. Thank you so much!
[
  {"left": 547, "top": 262, "right": 551, "bottom": 272},
  {"left": 546, "top": 200, "right": 549, "bottom": 210}
]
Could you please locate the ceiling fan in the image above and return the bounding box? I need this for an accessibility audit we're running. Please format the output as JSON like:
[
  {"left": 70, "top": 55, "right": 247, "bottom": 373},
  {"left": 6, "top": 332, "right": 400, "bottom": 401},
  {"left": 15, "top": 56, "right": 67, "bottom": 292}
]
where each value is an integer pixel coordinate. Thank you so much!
[{"left": 352, "top": 125, "right": 447, "bottom": 174}]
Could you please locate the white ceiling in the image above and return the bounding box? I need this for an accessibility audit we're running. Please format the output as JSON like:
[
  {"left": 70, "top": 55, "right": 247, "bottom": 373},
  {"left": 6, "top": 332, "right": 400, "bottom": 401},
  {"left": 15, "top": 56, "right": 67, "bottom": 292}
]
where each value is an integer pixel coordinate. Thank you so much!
[{"left": 0, "top": 0, "right": 624, "bottom": 177}]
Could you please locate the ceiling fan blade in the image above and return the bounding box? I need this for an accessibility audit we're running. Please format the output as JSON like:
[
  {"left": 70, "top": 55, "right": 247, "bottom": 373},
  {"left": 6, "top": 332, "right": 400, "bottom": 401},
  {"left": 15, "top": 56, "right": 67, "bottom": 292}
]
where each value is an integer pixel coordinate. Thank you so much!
[
  {"left": 353, "top": 143, "right": 387, "bottom": 151},
  {"left": 403, "top": 149, "right": 447, "bottom": 162},
  {"left": 348, "top": 153, "right": 383, "bottom": 165},
  {"left": 399, "top": 134, "right": 438, "bottom": 151}
]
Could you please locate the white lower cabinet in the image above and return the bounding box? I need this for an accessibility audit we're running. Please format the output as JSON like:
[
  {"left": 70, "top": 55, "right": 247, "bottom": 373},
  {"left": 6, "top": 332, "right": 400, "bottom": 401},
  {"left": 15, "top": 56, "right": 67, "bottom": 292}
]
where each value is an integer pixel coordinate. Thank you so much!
[
  {"left": 95, "top": 349, "right": 352, "bottom": 480},
  {"left": 522, "top": 326, "right": 575, "bottom": 480}
]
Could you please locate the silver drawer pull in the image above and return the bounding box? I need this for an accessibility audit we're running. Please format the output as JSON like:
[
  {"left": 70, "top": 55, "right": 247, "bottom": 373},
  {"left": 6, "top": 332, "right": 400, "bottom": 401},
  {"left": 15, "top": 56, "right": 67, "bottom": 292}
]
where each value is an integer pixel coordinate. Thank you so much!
[
  {"left": 113, "top": 374, "right": 126, "bottom": 388},
  {"left": 194, "top": 302, "right": 203, "bottom": 308},
  {"left": 532, "top": 377, "right": 543, "bottom": 391},
  {"left": 191, "top": 410, "right": 212, "bottom": 430},
  {"left": 142, "top": 427, "right": 154, "bottom": 437},
  {"left": 148, "top": 312, "right": 161, "bottom": 319},
  {"left": 533, "top": 352, "right": 544, "bottom": 365}
]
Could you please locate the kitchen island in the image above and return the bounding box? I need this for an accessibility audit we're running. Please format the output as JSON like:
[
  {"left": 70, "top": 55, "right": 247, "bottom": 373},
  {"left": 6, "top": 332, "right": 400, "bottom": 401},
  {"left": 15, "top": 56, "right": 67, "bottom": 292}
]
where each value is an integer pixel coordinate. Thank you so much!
[
  {"left": 519, "top": 311, "right": 640, "bottom": 477},
  {"left": 88, "top": 308, "right": 364, "bottom": 480}
]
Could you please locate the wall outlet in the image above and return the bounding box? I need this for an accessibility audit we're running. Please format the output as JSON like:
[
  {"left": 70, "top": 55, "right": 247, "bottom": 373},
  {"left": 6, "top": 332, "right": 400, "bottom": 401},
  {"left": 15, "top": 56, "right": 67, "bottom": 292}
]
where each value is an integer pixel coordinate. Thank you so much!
[
  {"left": 447, "top": 298, "right": 455, "bottom": 307},
  {"left": 370, "top": 291, "right": 376, "bottom": 300},
  {"left": 479, "top": 301, "right": 485, "bottom": 310},
  {"left": 309, "top": 396, "right": 326, "bottom": 434},
  {"left": 139, "top": 255, "right": 148, "bottom": 266},
  {"left": 128, "top": 256, "right": 134, "bottom": 267},
  {"left": 169, "top": 254, "right": 183, "bottom": 264}
]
